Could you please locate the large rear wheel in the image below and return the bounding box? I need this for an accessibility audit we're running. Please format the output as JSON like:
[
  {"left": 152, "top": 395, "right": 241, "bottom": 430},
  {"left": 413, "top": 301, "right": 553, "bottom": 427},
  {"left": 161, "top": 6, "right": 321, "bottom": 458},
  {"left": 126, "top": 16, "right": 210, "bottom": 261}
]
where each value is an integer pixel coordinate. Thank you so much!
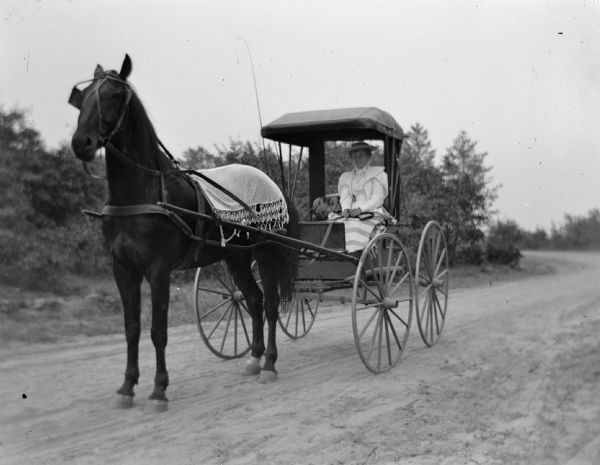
[
  {"left": 351, "top": 233, "right": 414, "bottom": 373},
  {"left": 415, "top": 221, "right": 449, "bottom": 347}
]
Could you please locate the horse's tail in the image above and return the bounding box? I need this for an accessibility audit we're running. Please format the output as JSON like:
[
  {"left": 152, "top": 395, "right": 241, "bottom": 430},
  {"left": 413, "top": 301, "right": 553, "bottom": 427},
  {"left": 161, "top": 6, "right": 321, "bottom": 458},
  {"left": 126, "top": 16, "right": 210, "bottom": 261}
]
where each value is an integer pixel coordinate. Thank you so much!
[{"left": 277, "top": 194, "right": 299, "bottom": 302}]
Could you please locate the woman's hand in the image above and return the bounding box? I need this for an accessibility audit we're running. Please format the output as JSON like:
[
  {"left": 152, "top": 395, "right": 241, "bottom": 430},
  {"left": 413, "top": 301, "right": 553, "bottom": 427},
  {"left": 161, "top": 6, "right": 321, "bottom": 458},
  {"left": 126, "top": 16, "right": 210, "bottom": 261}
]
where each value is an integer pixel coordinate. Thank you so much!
[{"left": 349, "top": 208, "right": 362, "bottom": 217}]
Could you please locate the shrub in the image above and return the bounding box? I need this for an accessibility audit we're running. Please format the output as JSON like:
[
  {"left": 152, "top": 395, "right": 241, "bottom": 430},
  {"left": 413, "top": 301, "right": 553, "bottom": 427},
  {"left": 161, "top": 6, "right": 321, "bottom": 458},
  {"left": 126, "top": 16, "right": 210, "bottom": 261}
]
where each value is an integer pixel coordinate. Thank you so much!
[{"left": 454, "top": 241, "right": 484, "bottom": 265}]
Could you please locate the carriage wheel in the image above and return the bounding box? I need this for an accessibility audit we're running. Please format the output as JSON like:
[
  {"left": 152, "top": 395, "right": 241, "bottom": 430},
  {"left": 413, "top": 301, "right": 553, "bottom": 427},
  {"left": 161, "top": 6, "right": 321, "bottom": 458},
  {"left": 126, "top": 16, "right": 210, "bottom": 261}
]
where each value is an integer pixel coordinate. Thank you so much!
[
  {"left": 194, "top": 262, "right": 258, "bottom": 359},
  {"left": 278, "top": 286, "right": 319, "bottom": 339},
  {"left": 351, "top": 233, "right": 414, "bottom": 373},
  {"left": 415, "top": 221, "right": 449, "bottom": 347}
]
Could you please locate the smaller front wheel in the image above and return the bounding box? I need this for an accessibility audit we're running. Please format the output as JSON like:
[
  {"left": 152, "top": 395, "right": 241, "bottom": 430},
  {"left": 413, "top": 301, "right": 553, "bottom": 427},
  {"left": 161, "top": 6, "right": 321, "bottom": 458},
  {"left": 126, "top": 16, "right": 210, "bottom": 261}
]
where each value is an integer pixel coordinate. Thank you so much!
[
  {"left": 351, "top": 233, "right": 414, "bottom": 373},
  {"left": 415, "top": 221, "right": 449, "bottom": 347}
]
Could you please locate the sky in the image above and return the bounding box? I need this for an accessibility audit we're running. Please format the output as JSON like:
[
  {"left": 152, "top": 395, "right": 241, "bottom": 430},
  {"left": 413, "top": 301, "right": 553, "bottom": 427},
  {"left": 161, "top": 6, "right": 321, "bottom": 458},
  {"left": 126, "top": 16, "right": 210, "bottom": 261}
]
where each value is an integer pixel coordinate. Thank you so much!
[{"left": 1, "top": 0, "right": 599, "bottom": 230}]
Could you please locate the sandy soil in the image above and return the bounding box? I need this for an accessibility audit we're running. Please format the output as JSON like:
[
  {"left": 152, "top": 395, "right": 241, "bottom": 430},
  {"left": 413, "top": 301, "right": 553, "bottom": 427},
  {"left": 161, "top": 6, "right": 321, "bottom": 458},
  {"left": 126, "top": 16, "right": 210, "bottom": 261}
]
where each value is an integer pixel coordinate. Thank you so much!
[{"left": 1, "top": 251, "right": 599, "bottom": 465}]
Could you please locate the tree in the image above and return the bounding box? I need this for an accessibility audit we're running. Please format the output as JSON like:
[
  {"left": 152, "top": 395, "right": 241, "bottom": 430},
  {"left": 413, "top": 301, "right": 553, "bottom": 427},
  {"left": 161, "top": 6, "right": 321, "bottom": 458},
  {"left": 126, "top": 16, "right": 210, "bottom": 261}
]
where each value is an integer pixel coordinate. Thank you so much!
[
  {"left": 399, "top": 124, "right": 445, "bottom": 228},
  {"left": 0, "top": 107, "right": 109, "bottom": 290},
  {"left": 440, "top": 131, "right": 498, "bottom": 264},
  {"left": 180, "top": 145, "right": 223, "bottom": 169}
]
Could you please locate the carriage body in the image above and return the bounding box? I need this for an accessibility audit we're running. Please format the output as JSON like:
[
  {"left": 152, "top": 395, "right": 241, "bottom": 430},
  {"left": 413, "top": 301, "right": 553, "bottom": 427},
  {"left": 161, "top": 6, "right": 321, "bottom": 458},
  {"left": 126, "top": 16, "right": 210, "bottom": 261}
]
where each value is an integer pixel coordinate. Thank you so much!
[{"left": 194, "top": 107, "right": 449, "bottom": 373}]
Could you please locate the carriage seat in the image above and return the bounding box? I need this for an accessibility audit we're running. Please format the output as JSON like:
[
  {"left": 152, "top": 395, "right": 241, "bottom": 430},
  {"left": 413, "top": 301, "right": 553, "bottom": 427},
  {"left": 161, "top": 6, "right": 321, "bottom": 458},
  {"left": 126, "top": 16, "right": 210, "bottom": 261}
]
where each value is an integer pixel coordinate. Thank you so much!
[{"left": 311, "top": 194, "right": 341, "bottom": 221}]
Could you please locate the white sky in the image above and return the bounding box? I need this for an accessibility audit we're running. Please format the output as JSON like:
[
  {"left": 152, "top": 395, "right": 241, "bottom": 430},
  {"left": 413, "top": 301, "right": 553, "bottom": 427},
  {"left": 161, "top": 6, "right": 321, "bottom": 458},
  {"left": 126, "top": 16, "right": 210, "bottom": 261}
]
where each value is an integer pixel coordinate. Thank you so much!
[{"left": 1, "top": 0, "right": 599, "bottom": 230}]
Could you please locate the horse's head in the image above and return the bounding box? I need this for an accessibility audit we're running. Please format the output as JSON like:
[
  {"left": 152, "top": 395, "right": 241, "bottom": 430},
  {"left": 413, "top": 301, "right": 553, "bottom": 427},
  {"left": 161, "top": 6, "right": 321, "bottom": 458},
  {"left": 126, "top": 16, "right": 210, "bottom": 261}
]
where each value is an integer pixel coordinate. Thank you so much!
[{"left": 70, "top": 54, "right": 133, "bottom": 162}]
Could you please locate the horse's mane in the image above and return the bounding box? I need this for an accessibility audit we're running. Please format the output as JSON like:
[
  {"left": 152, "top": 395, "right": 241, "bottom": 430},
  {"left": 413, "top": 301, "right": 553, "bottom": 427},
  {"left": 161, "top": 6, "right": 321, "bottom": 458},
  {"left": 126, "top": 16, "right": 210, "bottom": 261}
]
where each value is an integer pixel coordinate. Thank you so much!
[{"left": 124, "top": 83, "right": 173, "bottom": 171}]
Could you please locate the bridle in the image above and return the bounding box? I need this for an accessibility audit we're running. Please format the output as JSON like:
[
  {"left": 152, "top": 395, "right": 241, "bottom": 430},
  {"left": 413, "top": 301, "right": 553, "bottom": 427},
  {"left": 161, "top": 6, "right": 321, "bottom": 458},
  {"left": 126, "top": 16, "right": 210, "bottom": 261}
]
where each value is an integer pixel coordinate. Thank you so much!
[{"left": 71, "top": 72, "right": 134, "bottom": 148}]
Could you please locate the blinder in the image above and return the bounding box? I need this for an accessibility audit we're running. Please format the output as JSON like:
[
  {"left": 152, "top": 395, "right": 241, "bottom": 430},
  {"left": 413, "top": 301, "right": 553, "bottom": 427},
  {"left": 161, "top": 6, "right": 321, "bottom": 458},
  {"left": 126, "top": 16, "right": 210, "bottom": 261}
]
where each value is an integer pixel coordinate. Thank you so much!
[{"left": 68, "top": 86, "right": 83, "bottom": 109}]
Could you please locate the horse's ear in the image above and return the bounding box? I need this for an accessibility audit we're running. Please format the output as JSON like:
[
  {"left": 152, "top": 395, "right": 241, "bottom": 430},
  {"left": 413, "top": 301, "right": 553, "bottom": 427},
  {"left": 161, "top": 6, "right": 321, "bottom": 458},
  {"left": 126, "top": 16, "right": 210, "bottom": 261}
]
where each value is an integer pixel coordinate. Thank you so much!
[
  {"left": 94, "top": 64, "right": 104, "bottom": 78},
  {"left": 119, "top": 54, "right": 132, "bottom": 80}
]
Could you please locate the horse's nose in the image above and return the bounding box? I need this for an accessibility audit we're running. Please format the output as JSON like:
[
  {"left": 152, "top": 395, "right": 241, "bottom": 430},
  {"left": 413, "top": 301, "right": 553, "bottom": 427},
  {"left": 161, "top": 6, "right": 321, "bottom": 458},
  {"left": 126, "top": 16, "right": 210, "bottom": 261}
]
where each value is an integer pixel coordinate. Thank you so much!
[{"left": 71, "top": 133, "right": 96, "bottom": 161}]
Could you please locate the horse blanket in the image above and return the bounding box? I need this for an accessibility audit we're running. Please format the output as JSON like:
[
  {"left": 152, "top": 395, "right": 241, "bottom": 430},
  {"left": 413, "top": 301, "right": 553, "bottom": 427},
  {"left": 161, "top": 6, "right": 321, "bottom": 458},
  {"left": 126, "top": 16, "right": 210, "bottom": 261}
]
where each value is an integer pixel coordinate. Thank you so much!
[{"left": 191, "top": 164, "right": 288, "bottom": 231}]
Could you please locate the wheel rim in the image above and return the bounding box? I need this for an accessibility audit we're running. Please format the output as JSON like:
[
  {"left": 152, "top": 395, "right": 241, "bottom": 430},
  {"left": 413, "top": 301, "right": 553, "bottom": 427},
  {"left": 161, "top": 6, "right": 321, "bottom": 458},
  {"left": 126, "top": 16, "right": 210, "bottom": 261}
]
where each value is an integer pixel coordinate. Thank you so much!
[
  {"left": 278, "top": 286, "right": 319, "bottom": 339},
  {"left": 194, "top": 262, "right": 253, "bottom": 359},
  {"left": 352, "top": 233, "right": 414, "bottom": 373},
  {"left": 415, "top": 221, "right": 449, "bottom": 347}
]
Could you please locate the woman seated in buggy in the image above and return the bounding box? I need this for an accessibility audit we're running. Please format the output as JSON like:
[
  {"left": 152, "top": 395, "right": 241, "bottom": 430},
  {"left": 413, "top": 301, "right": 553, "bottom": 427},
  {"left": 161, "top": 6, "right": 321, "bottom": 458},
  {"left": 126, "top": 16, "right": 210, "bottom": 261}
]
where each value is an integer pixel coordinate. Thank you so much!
[{"left": 313, "top": 141, "right": 390, "bottom": 254}]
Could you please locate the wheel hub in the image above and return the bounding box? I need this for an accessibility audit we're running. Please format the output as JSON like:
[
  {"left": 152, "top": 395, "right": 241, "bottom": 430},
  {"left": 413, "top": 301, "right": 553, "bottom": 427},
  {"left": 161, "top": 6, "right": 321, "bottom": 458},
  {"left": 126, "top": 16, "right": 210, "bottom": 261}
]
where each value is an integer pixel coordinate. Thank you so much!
[
  {"left": 382, "top": 297, "right": 397, "bottom": 309},
  {"left": 232, "top": 290, "right": 244, "bottom": 302}
]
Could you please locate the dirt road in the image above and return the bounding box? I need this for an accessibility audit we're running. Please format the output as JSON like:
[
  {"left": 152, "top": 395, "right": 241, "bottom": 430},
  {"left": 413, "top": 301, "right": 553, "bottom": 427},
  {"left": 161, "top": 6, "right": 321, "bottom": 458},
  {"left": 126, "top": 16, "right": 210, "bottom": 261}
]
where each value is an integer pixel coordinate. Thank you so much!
[{"left": 1, "top": 251, "right": 599, "bottom": 465}]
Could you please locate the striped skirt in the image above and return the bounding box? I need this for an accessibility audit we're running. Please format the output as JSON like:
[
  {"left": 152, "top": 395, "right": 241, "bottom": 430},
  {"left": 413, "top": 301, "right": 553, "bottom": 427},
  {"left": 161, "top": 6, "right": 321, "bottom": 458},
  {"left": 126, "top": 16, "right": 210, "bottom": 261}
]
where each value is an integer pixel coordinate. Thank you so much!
[{"left": 339, "top": 217, "right": 383, "bottom": 253}]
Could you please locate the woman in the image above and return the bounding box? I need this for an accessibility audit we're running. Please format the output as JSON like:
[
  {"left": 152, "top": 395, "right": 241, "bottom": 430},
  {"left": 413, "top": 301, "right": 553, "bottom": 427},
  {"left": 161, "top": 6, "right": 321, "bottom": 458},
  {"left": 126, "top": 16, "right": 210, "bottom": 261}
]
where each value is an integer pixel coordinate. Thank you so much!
[{"left": 330, "top": 141, "right": 389, "bottom": 253}]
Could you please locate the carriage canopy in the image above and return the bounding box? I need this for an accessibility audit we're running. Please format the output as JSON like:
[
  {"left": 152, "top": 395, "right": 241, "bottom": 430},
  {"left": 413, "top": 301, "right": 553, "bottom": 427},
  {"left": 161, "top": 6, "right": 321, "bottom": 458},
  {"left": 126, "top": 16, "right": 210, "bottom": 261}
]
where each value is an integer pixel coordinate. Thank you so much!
[{"left": 261, "top": 107, "right": 404, "bottom": 146}]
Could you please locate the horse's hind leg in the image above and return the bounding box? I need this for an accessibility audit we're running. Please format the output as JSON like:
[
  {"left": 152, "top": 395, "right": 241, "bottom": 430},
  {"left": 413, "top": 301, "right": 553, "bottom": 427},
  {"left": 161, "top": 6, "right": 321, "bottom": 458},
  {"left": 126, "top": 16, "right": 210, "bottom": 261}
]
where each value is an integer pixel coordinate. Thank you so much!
[
  {"left": 147, "top": 270, "right": 171, "bottom": 412},
  {"left": 254, "top": 250, "right": 280, "bottom": 383},
  {"left": 113, "top": 259, "right": 143, "bottom": 408},
  {"left": 224, "top": 253, "right": 264, "bottom": 376}
]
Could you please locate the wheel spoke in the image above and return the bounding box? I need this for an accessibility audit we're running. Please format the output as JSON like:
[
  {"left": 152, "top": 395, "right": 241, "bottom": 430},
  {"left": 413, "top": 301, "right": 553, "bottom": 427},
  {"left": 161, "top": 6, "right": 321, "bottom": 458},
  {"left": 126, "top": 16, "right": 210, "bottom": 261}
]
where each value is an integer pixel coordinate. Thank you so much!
[
  {"left": 428, "top": 294, "right": 434, "bottom": 342},
  {"left": 389, "top": 271, "right": 411, "bottom": 296},
  {"left": 419, "top": 290, "right": 430, "bottom": 322},
  {"left": 206, "top": 302, "right": 232, "bottom": 340},
  {"left": 195, "top": 286, "right": 232, "bottom": 297},
  {"left": 386, "top": 249, "right": 405, "bottom": 290},
  {"left": 424, "top": 294, "right": 431, "bottom": 341},
  {"left": 233, "top": 301, "right": 238, "bottom": 354},
  {"left": 358, "top": 279, "right": 383, "bottom": 301},
  {"left": 435, "top": 268, "right": 449, "bottom": 281},
  {"left": 237, "top": 305, "right": 251, "bottom": 346},
  {"left": 433, "top": 293, "right": 440, "bottom": 336},
  {"left": 284, "top": 300, "right": 294, "bottom": 328},
  {"left": 367, "top": 254, "right": 385, "bottom": 298},
  {"left": 384, "top": 311, "right": 392, "bottom": 367},
  {"left": 355, "top": 302, "right": 384, "bottom": 312},
  {"left": 304, "top": 299, "right": 315, "bottom": 319},
  {"left": 433, "top": 247, "right": 447, "bottom": 278},
  {"left": 211, "top": 268, "right": 235, "bottom": 292},
  {"left": 388, "top": 308, "right": 409, "bottom": 328},
  {"left": 386, "top": 311, "right": 403, "bottom": 351},
  {"left": 200, "top": 297, "right": 233, "bottom": 321},
  {"left": 301, "top": 299, "right": 307, "bottom": 334},
  {"left": 219, "top": 304, "right": 235, "bottom": 352},
  {"left": 433, "top": 231, "right": 441, "bottom": 270},
  {"left": 359, "top": 307, "right": 380, "bottom": 339},
  {"left": 367, "top": 311, "right": 383, "bottom": 362},
  {"left": 433, "top": 290, "right": 446, "bottom": 320},
  {"left": 377, "top": 309, "right": 384, "bottom": 370},
  {"left": 418, "top": 283, "right": 432, "bottom": 300}
]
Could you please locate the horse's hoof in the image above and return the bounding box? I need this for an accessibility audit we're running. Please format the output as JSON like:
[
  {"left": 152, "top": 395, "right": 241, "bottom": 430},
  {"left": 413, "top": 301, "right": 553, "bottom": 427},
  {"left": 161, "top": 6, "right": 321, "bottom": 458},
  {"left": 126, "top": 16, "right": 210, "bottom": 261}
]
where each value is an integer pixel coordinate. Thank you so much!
[
  {"left": 258, "top": 370, "right": 277, "bottom": 384},
  {"left": 111, "top": 393, "right": 134, "bottom": 409},
  {"left": 241, "top": 357, "right": 261, "bottom": 376},
  {"left": 145, "top": 399, "right": 168, "bottom": 414}
]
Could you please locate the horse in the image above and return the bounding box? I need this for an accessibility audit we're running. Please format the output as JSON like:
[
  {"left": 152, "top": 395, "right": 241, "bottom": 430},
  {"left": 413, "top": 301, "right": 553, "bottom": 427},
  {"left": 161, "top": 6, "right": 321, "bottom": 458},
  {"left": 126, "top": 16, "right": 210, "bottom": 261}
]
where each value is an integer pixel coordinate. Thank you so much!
[{"left": 69, "top": 54, "right": 298, "bottom": 412}]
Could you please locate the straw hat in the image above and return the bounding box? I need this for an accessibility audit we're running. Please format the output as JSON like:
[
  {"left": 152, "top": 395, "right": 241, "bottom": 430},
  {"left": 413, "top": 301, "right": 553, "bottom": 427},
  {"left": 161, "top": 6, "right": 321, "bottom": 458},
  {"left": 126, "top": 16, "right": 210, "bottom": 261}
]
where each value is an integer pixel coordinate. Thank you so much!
[{"left": 348, "top": 141, "right": 376, "bottom": 156}]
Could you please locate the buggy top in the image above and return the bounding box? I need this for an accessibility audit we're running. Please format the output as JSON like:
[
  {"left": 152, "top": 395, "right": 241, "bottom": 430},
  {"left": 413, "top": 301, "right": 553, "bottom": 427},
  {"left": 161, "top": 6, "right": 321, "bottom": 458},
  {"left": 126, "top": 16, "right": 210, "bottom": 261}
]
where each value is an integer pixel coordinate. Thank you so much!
[{"left": 261, "top": 107, "right": 405, "bottom": 220}]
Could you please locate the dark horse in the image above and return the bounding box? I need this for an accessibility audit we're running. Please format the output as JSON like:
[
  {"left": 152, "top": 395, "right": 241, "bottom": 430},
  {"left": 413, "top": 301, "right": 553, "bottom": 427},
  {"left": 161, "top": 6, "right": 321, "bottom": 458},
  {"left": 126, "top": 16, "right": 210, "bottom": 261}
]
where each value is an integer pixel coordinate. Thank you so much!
[{"left": 69, "top": 55, "right": 298, "bottom": 412}]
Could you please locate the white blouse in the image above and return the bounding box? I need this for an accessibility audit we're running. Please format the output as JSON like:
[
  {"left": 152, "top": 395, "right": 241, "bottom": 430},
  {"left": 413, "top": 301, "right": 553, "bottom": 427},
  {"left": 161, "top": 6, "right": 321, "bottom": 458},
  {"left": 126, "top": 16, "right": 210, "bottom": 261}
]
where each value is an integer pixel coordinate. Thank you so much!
[{"left": 337, "top": 166, "right": 388, "bottom": 212}]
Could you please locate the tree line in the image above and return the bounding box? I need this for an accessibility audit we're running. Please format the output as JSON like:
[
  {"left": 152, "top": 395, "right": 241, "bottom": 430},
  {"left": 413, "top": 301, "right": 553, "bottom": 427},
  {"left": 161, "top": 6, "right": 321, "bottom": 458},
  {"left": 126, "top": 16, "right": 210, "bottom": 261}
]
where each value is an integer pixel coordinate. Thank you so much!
[{"left": 2, "top": 106, "right": 596, "bottom": 292}]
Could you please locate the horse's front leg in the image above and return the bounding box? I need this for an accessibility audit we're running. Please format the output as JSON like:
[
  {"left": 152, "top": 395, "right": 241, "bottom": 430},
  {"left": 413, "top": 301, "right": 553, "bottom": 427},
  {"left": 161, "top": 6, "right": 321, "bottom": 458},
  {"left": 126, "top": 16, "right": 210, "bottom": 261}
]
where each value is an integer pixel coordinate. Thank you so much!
[
  {"left": 113, "top": 258, "right": 143, "bottom": 408},
  {"left": 147, "top": 271, "right": 171, "bottom": 412}
]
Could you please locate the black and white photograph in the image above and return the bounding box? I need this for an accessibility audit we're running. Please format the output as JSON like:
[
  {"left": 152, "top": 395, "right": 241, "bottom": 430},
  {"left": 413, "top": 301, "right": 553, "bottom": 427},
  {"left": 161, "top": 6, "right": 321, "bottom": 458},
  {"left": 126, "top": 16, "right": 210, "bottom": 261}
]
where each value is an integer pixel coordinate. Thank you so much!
[{"left": 1, "top": 1, "right": 599, "bottom": 464}]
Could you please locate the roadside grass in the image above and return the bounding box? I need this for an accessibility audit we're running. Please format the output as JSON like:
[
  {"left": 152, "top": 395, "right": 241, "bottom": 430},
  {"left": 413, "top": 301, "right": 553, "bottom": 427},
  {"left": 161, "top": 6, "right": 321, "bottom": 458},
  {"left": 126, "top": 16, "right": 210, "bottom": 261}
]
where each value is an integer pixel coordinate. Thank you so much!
[{"left": 0, "top": 254, "right": 554, "bottom": 345}]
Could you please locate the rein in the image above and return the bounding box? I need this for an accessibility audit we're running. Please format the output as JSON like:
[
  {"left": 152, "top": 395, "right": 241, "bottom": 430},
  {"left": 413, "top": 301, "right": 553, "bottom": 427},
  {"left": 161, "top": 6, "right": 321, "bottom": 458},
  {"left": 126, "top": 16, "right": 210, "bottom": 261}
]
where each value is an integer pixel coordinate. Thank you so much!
[{"left": 75, "top": 73, "right": 258, "bottom": 219}]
